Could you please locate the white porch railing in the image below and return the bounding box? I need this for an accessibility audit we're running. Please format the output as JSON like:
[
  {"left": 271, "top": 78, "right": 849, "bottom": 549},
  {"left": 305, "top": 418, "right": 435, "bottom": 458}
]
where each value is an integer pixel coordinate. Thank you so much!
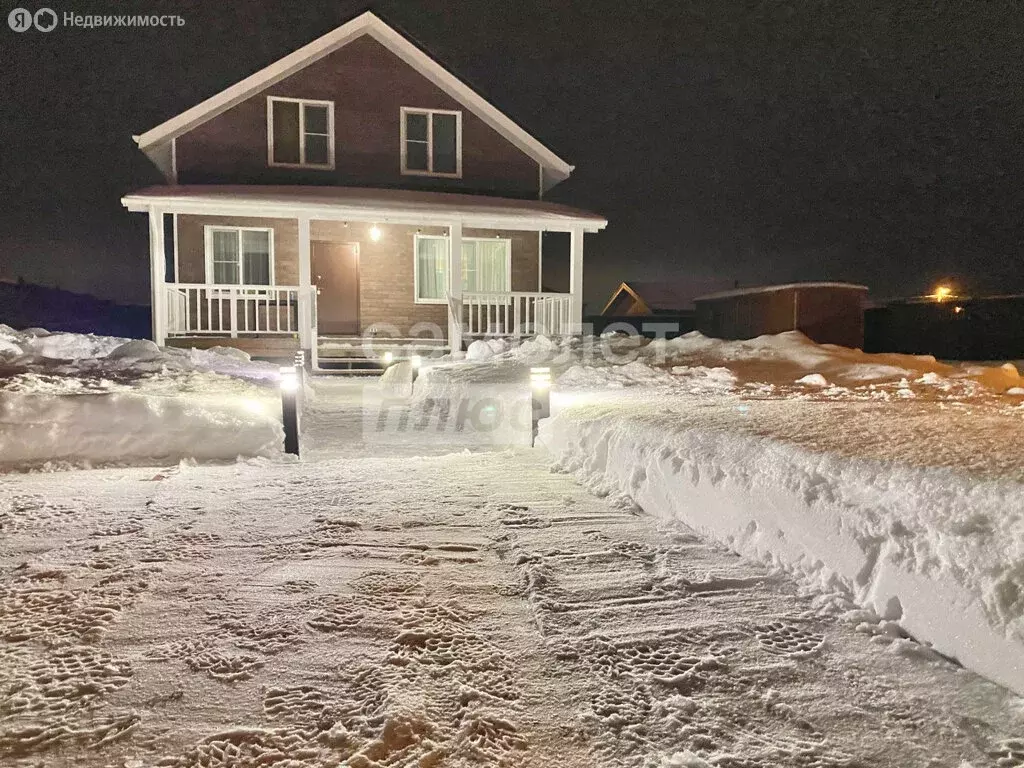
[
  {"left": 164, "top": 283, "right": 300, "bottom": 337},
  {"left": 462, "top": 292, "right": 573, "bottom": 338}
]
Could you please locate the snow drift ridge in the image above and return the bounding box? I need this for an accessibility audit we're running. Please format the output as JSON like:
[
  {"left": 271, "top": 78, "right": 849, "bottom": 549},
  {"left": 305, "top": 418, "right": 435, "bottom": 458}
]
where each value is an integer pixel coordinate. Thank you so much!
[{"left": 539, "top": 406, "right": 1024, "bottom": 696}]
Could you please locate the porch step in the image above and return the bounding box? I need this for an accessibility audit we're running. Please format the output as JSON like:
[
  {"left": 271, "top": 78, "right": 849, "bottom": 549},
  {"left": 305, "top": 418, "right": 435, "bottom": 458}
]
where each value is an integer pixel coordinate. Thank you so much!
[{"left": 317, "top": 336, "right": 450, "bottom": 361}]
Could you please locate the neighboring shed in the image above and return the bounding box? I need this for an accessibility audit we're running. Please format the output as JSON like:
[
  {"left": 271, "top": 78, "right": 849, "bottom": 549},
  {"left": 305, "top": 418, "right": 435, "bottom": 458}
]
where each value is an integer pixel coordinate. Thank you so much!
[{"left": 694, "top": 282, "right": 869, "bottom": 348}]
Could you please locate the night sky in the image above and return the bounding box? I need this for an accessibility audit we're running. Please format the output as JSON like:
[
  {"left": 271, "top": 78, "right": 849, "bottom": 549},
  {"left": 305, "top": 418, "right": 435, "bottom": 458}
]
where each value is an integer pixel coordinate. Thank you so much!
[{"left": 3, "top": 0, "right": 1023, "bottom": 310}]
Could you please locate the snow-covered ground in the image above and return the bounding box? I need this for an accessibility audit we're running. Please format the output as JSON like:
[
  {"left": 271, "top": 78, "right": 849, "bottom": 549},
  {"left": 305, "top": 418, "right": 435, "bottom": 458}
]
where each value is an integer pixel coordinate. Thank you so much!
[
  {"left": 420, "top": 332, "right": 1024, "bottom": 696},
  {"left": 1, "top": 444, "right": 1022, "bottom": 767},
  {"left": 0, "top": 326, "right": 283, "bottom": 468},
  {"left": 2, "top": 328, "right": 1024, "bottom": 766}
]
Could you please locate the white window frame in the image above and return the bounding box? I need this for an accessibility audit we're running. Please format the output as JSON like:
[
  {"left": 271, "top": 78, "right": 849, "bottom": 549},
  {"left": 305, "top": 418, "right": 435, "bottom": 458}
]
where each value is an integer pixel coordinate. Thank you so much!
[
  {"left": 400, "top": 107, "right": 463, "bottom": 178},
  {"left": 413, "top": 234, "right": 511, "bottom": 304},
  {"left": 267, "top": 96, "right": 335, "bottom": 169},
  {"left": 203, "top": 226, "right": 276, "bottom": 288}
]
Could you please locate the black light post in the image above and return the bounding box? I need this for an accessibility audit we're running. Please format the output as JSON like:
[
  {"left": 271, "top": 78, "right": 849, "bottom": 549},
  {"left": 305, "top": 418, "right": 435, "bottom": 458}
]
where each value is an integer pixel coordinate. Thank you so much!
[
  {"left": 530, "top": 366, "right": 551, "bottom": 446},
  {"left": 280, "top": 365, "right": 300, "bottom": 456}
]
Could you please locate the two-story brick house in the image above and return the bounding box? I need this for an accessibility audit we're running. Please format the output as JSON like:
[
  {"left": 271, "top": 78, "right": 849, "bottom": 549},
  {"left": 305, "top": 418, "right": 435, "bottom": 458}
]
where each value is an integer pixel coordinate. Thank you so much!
[{"left": 122, "top": 11, "right": 606, "bottom": 363}]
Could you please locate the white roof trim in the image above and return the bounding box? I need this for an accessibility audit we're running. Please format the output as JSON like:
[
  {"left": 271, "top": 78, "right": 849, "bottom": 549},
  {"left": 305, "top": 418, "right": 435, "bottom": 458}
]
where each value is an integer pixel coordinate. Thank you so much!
[
  {"left": 120, "top": 191, "right": 606, "bottom": 233},
  {"left": 134, "top": 11, "right": 573, "bottom": 183}
]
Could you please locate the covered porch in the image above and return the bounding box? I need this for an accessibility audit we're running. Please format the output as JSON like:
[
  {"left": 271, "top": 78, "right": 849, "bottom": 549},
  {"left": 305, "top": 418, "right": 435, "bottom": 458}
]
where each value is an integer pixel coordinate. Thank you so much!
[{"left": 122, "top": 185, "right": 606, "bottom": 360}]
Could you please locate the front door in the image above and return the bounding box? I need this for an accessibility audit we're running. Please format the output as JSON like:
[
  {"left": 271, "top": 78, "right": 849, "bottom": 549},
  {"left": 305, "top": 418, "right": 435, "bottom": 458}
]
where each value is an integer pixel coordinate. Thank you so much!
[{"left": 312, "top": 241, "right": 360, "bottom": 335}]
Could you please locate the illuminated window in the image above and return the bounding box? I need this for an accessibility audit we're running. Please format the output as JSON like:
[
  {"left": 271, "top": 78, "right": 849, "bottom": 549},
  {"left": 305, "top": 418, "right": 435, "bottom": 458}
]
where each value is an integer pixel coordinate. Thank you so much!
[{"left": 414, "top": 235, "right": 510, "bottom": 302}]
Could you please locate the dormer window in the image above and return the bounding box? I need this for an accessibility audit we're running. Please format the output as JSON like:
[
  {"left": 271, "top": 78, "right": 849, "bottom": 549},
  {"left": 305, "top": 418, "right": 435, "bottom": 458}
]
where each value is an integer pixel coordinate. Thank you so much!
[
  {"left": 267, "top": 97, "right": 334, "bottom": 169},
  {"left": 401, "top": 107, "right": 461, "bottom": 177}
]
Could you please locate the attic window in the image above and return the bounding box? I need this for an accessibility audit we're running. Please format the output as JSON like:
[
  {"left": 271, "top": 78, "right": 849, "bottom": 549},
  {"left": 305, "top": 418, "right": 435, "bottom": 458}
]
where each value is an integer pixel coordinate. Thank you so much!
[
  {"left": 401, "top": 108, "right": 461, "bottom": 177},
  {"left": 267, "top": 97, "right": 334, "bottom": 169}
]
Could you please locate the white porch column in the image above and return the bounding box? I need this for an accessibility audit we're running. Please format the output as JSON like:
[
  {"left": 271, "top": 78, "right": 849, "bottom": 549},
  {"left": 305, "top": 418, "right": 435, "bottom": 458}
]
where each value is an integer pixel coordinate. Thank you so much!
[
  {"left": 297, "top": 216, "right": 312, "bottom": 352},
  {"left": 537, "top": 230, "right": 544, "bottom": 292},
  {"left": 448, "top": 221, "right": 463, "bottom": 352},
  {"left": 569, "top": 226, "right": 585, "bottom": 334},
  {"left": 148, "top": 207, "right": 166, "bottom": 346}
]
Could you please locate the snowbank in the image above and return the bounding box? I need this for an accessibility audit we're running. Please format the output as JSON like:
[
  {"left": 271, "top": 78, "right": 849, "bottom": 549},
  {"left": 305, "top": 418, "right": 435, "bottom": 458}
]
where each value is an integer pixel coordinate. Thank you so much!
[
  {"left": 1, "top": 386, "right": 283, "bottom": 468},
  {"left": 539, "top": 405, "right": 1024, "bottom": 695},
  {"left": 642, "top": 331, "right": 1023, "bottom": 393},
  {"left": 0, "top": 327, "right": 284, "bottom": 468},
  {"left": 411, "top": 330, "right": 1024, "bottom": 693},
  {"left": 0, "top": 323, "right": 280, "bottom": 381},
  {"left": 405, "top": 359, "right": 534, "bottom": 446}
]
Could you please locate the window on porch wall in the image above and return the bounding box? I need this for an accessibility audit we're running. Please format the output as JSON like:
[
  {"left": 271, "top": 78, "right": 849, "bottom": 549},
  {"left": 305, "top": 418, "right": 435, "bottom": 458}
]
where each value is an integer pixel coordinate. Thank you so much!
[
  {"left": 208, "top": 228, "right": 272, "bottom": 285},
  {"left": 414, "top": 236, "right": 510, "bottom": 302}
]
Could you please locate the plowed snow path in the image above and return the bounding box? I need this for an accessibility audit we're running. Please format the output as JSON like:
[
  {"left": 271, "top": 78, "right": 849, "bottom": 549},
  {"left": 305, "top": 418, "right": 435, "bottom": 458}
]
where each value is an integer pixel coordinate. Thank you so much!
[{"left": 0, "top": 449, "right": 1020, "bottom": 767}]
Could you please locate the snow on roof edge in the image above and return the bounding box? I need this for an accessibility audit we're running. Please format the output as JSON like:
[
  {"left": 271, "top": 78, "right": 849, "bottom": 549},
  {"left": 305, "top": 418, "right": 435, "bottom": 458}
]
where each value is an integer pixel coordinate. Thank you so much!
[
  {"left": 694, "top": 282, "right": 869, "bottom": 302},
  {"left": 120, "top": 185, "right": 607, "bottom": 228}
]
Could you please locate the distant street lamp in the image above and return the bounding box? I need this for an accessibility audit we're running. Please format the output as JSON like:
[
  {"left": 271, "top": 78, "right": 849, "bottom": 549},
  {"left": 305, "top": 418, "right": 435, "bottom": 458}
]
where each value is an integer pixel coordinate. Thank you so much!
[{"left": 932, "top": 285, "right": 953, "bottom": 302}]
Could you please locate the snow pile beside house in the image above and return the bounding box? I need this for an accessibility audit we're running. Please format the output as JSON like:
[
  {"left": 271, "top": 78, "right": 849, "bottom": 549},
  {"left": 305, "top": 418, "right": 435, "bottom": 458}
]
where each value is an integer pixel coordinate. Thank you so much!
[
  {"left": 641, "top": 330, "right": 1022, "bottom": 393},
  {"left": 541, "top": 406, "right": 1024, "bottom": 694},
  {"left": 529, "top": 333, "right": 1024, "bottom": 695},
  {"left": 0, "top": 326, "right": 283, "bottom": 468},
  {"left": 413, "top": 331, "right": 1024, "bottom": 692},
  {"left": 409, "top": 358, "right": 533, "bottom": 446}
]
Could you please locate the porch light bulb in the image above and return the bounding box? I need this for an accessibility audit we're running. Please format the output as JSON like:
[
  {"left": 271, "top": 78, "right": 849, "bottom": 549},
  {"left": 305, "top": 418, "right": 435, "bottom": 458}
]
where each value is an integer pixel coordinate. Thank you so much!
[{"left": 369, "top": 225, "right": 382, "bottom": 242}]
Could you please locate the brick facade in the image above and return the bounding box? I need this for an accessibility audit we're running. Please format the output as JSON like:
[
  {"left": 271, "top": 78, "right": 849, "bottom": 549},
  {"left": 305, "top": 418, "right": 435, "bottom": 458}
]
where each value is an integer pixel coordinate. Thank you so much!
[{"left": 176, "top": 216, "right": 541, "bottom": 338}]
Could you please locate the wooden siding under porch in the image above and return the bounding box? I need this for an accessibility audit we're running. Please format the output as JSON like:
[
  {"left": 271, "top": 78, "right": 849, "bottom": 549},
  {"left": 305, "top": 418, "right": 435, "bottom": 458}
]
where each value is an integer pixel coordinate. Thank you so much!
[
  {"left": 165, "top": 335, "right": 300, "bottom": 360},
  {"left": 164, "top": 333, "right": 450, "bottom": 364}
]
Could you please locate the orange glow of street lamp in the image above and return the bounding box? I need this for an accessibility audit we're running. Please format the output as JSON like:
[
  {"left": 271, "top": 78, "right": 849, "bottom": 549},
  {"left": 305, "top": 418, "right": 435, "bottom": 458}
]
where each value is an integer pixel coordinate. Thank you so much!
[{"left": 932, "top": 285, "right": 953, "bottom": 302}]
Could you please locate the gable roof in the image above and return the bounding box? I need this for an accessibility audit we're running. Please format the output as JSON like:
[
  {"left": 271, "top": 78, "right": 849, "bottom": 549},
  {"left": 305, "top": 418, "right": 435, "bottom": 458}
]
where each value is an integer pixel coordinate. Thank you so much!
[
  {"left": 134, "top": 11, "right": 573, "bottom": 191},
  {"left": 602, "top": 279, "right": 738, "bottom": 315}
]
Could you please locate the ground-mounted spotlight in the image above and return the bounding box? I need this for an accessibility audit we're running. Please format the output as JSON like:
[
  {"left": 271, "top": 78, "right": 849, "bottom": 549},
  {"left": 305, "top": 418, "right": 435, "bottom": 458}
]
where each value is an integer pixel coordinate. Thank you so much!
[
  {"left": 280, "top": 366, "right": 300, "bottom": 456},
  {"left": 411, "top": 354, "right": 422, "bottom": 382},
  {"left": 382, "top": 351, "right": 394, "bottom": 367},
  {"left": 530, "top": 366, "right": 551, "bottom": 446}
]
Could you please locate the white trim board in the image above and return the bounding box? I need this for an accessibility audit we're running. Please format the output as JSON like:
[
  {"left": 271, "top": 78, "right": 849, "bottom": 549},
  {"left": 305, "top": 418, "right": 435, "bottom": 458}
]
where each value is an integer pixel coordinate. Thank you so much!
[
  {"left": 122, "top": 192, "right": 607, "bottom": 233},
  {"left": 133, "top": 11, "right": 573, "bottom": 190}
]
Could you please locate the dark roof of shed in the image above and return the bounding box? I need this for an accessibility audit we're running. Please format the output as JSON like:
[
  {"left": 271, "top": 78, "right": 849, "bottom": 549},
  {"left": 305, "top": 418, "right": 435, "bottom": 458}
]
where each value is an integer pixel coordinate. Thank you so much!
[
  {"left": 606, "top": 279, "right": 738, "bottom": 313},
  {"left": 694, "top": 282, "right": 869, "bottom": 302}
]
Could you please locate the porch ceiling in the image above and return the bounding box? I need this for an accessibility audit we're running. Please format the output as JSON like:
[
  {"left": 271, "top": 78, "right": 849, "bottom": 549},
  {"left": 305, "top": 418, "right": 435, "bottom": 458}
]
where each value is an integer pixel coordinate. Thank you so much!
[{"left": 121, "top": 185, "right": 607, "bottom": 233}]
